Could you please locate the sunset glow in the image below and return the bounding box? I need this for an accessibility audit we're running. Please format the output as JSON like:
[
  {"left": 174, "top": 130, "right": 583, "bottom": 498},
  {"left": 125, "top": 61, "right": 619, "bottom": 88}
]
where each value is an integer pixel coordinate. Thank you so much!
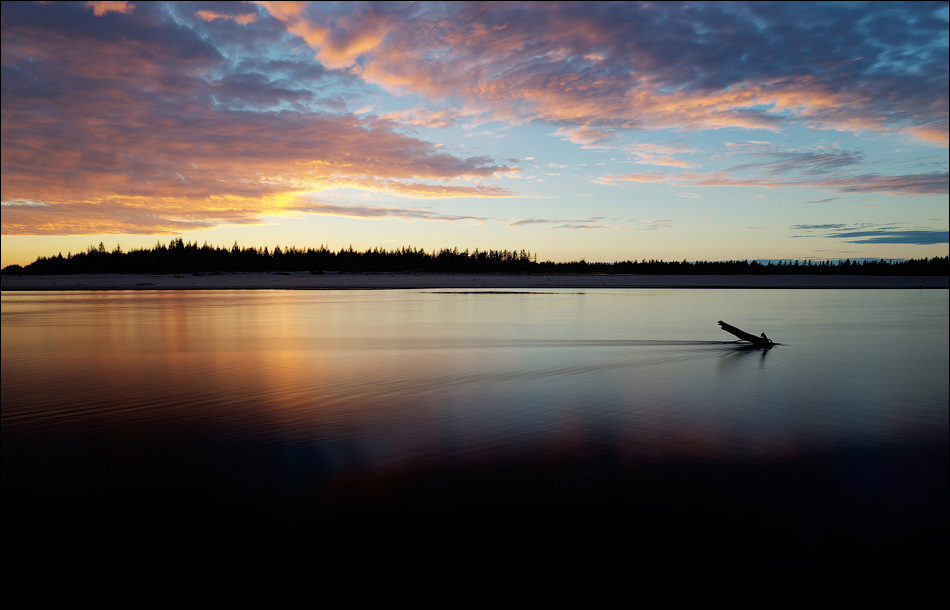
[{"left": 2, "top": 1, "right": 947, "bottom": 267}]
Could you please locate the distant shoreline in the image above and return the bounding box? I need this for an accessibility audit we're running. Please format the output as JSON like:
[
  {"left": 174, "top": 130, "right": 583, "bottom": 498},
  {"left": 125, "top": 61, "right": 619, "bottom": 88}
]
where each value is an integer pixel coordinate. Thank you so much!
[{"left": 2, "top": 272, "right": 947, "bottom": 291}]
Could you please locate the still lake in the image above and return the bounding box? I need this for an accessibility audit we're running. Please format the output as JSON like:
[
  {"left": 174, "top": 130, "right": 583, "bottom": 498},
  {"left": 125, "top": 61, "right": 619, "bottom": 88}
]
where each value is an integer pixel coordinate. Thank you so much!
[{"left": 2, "top": 288, "right": 947, "bottom": 592}]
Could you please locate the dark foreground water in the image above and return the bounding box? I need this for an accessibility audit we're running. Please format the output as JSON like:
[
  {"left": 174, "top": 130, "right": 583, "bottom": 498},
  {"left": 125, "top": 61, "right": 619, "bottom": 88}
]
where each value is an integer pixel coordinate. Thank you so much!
[{"left": 2, "top": 289, "right": 947, "bottom": 597}]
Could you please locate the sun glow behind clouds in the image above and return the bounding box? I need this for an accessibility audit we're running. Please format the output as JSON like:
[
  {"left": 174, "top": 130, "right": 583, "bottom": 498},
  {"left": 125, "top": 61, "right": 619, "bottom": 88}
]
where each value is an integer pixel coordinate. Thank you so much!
[{"left": 1, "top": 1, "right": 947, "bottom": 267}]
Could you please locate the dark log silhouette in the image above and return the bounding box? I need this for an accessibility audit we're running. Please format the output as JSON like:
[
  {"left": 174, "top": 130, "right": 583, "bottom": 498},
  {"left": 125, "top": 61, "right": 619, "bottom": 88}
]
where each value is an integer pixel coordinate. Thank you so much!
[{"left": 718, "top": 320, "right": 774, "bottom": 348}]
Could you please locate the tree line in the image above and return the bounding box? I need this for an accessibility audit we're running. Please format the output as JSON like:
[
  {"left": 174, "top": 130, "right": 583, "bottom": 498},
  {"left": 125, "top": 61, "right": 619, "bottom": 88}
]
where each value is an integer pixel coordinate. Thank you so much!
[{"left": 2, "top": 238, "right": 947, "bottom": 276}]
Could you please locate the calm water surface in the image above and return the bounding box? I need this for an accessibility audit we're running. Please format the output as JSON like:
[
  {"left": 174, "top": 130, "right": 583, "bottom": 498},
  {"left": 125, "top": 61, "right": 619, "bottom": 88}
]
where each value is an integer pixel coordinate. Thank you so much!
[{"left": 3, "top": 289, "right": 947, "bottom": 593}]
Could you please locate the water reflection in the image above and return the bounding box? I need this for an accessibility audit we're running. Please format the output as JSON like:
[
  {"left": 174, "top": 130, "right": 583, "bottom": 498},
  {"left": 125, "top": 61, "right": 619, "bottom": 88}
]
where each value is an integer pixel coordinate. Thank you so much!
[
  {"left": 3, "top": 289, "right": 947, "bottom": 456},
  {"left": 2, "top": 289, "right": 947, "bottom": 593}
]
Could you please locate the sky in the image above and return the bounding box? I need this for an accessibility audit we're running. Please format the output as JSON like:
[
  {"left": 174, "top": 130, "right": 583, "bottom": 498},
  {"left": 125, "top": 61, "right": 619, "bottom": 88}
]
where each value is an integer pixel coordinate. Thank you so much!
[{"left": 1, "top": 1, "right": 948, "bottom": 268}]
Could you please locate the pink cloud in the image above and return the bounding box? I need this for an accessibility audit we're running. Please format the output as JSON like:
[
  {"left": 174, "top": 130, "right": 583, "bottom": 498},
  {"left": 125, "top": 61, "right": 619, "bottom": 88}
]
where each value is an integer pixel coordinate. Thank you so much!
[
  {"left": 552, "top": 126, "right": 621, "bottom": 149},
  {"left": 256, "top": 3, "right": 946, "bottom": 146},
  {"left": 380, "top": 108, "right": 458, "bottom": 129},
  {"left": 1, "top": 3, "right": 515, "bottom": 236},
  {"left": 600, "top": 170, "right": 948, "bottom": 196}
]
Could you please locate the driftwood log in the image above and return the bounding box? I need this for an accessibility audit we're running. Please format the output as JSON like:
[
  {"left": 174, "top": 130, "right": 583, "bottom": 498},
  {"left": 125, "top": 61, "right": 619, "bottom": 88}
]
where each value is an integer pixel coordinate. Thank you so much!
[{"left": 718, "top": 321, "right": 774, "bottom": 348}]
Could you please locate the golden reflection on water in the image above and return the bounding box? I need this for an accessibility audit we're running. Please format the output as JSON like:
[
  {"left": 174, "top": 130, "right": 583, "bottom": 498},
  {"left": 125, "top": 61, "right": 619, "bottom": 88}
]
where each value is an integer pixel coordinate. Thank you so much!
[{"left": 2, "top": 289, "right": 948, "bottom": 468}]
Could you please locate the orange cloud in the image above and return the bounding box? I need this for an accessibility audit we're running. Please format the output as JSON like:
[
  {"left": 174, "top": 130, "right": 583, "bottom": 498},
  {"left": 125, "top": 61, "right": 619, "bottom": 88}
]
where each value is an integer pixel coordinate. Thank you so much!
[
  {"left": 902, "top": 126, "right": 950, "bottom": 147},
  {"left": 85, "top": 1, "right": 134, "bottom": 16},
  {"left": 196, "top": 10, "right": 257, "bottom": 25},
  {"left": 3, "top": 1, "right": 944, "bottom": 242},
  {"left": 257, "top": 3, "right": 946, "bottom": 146},
  {"left": 1, "top": 3, "right": 515, "bottom": 236},
  {"left": 254, "top": 1, "right": 389, "bottom": 70},
  {"left": 371, "top": 48, "right": 860, "bottom": 139}
]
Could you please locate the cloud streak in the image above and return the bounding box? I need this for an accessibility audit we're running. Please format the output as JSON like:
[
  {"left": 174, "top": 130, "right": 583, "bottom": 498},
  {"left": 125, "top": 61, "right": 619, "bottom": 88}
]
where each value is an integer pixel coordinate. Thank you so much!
[
  {"left": 601, "top": 169, "right": 949, "bottom": 196},
  {"left": 509, "top": 217, "right": 673, "bottom": 231},
  {"left": 791, "top": 223, "right": 949, "bottom": 245},
  {"left": 599, "top": 140, "right": 949, "bottom": 196},
  {"left": 291, "top": 202, "right": 490, "bottom": 223}
]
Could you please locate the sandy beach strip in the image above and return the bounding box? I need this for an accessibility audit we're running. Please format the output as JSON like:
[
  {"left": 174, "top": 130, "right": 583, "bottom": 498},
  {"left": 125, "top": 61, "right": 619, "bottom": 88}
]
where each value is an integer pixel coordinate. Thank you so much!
[{"left": 2, "top": 272, "right": 947, "bottom": 291}]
